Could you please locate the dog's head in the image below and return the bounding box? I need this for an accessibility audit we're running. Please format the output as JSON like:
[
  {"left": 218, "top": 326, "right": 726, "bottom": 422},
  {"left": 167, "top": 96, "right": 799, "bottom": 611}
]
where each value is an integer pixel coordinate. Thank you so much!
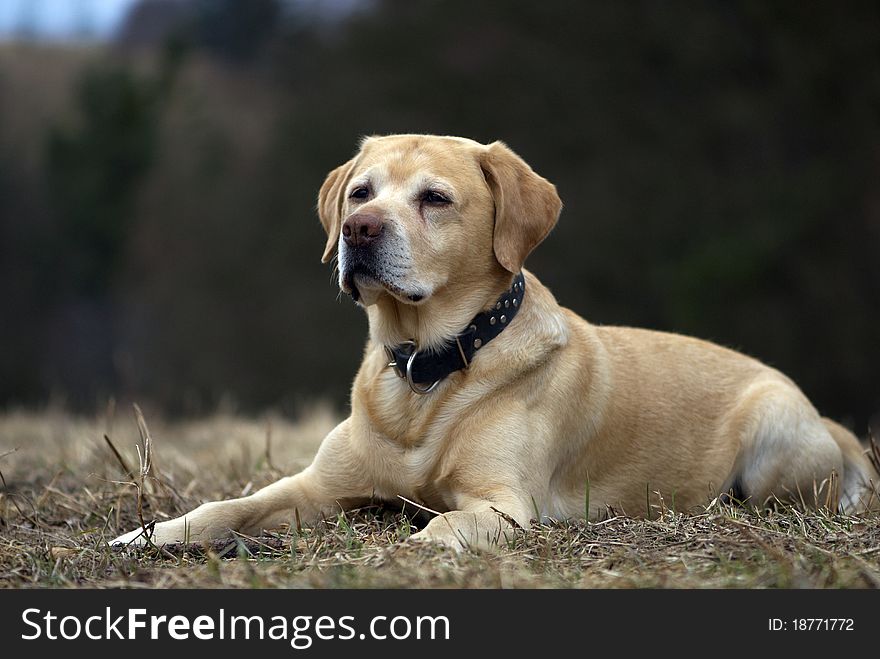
[{"left": 318, "top": 134, "right": 561, "bottom": 308}]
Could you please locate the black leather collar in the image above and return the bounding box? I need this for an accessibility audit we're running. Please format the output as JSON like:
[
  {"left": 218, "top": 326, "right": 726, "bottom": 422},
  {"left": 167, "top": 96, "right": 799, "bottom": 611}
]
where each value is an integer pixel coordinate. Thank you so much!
[{"left": 384, "top": 272, "right": 526, "bottom": 394}]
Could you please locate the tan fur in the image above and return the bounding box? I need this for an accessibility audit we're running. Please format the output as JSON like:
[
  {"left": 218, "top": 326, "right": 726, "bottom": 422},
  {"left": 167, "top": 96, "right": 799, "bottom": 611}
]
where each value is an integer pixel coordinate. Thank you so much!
[{"left": 112, "top": 134, "right": 879, "bottom": 551}]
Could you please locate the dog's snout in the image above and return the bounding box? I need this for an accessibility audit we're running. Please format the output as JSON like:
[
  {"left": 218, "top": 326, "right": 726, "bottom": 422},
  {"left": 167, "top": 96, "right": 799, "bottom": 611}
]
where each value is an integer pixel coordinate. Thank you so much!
[{"left": 342, "top": 212, "right": 384, "bottom": 248}]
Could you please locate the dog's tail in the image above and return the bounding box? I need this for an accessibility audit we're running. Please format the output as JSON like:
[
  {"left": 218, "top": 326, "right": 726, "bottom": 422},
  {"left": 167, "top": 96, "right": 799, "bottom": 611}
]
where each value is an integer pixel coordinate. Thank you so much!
[{"left": 822, "top": 417, "right": 880, "bottom": 513}]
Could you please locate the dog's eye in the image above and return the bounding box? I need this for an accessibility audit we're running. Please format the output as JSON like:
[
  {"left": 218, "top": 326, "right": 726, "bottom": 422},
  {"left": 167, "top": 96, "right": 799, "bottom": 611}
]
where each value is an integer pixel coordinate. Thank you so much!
[
  {"left": 349, "top": 186, "right": 370, "bottom": 200},
  {"left": 421, "top": 190, "right": 451, "bottom": 205}
]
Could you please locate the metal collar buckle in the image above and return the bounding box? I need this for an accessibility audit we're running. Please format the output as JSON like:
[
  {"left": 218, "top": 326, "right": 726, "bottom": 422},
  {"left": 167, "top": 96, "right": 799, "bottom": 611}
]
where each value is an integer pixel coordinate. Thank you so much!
[{"left": 385, "top": 340, "right": 441, "bottom": 395}]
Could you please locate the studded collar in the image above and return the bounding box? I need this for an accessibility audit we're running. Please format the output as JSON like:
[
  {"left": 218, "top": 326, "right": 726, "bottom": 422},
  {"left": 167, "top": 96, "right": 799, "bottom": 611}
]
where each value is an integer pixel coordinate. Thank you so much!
[{"left": 384, "top": 272, "right": 526, "bottom": 394}]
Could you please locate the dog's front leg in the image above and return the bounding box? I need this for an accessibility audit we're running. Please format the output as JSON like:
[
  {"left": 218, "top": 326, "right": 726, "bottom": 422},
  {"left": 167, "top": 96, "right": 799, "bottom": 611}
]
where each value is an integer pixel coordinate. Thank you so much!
[
  {"left": 111, "top": 419, "right": 370, "bottom": 547},
  {"left": 410, "top": 498, "right": 531, "bottom": 552}
]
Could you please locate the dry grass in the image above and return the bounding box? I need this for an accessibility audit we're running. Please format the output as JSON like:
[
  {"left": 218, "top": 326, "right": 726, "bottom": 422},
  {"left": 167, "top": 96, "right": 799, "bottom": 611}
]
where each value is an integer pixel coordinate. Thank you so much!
[{"left": 1, "top": 405, "right": 879, "bottom": 589}]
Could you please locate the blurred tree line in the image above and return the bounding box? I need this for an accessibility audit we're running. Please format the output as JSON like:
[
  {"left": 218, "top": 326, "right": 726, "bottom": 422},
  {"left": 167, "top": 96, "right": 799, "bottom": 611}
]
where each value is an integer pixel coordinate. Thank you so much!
[{"left": 0, "top": 0, "right": 877, "bottom": 431}]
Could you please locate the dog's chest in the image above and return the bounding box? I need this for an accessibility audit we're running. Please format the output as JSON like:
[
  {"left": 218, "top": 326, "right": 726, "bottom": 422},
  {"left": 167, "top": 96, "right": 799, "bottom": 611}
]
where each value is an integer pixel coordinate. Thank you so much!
[
  {"left": 368, "top": 420, "right": 452, "bottom": 492},
  {"left": 357, "top": 381, "right": 467, "bottom": 504}
]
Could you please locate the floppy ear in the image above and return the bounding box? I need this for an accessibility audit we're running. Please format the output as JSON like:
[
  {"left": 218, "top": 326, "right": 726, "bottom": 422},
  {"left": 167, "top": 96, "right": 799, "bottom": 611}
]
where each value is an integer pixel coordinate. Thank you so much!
[
  {"left": 317, "top": 156, "right": 358, "bottom": 263},
  {"left": 480, "top": 141, "right": 562, "bottom": 273}
]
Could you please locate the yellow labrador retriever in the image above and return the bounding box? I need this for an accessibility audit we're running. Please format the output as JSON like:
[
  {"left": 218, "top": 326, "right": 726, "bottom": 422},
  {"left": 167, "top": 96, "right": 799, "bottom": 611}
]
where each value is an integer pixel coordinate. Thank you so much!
[{"left": 113, "top": 134, "right": 878, "bottom": 550}]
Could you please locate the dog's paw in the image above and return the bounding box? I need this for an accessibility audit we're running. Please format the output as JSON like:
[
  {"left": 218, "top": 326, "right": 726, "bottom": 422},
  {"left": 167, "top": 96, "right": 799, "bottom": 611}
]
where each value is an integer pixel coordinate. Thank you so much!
[
  {"left": 109, "top": 526, "right": 153, "bottom": 548},
  {"left": 110, "top": 518, "right": 188, "bottom": 547},
  {"left": 406, "top": 528, "right": 470, "bottom": 553}
]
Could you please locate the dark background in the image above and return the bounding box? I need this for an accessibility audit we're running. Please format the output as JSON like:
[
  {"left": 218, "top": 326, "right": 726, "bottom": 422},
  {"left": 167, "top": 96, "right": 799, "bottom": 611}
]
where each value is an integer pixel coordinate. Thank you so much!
[{"left": 1, "top": 0, "right": 878, "bottom": 431}]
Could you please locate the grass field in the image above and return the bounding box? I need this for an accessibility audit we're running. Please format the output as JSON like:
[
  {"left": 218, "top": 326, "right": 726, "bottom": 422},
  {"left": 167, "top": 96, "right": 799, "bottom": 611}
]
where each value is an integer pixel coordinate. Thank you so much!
[{"left": 1, "top": 405, "right": 879, "bottom": 589}]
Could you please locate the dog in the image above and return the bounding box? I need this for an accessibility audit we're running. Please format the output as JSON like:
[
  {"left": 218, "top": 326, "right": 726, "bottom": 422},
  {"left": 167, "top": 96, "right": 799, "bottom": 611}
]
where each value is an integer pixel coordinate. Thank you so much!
[{"left": 112, "top": 134, "right": 879, "bottom": 550}]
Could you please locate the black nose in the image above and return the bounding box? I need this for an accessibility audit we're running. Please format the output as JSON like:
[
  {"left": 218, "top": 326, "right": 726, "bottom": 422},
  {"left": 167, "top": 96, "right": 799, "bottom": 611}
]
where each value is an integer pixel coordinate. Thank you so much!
[{"left": 342, "top": 212, "right": 383, "bottom": 247}]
